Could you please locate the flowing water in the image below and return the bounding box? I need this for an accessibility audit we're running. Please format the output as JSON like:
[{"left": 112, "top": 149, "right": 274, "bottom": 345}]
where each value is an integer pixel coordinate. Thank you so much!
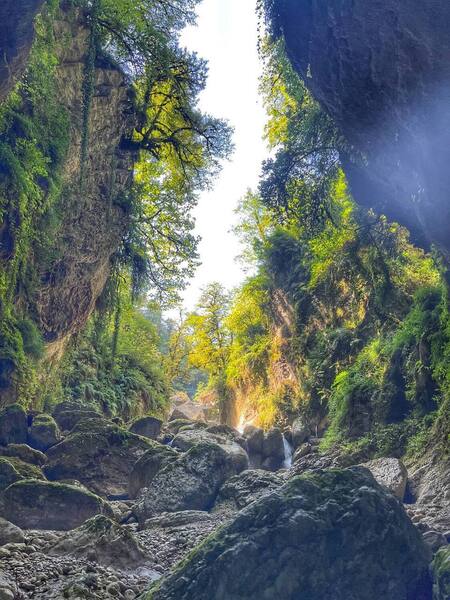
[{"left": 282, "top": 435, "right": 293, "bottom": 469}]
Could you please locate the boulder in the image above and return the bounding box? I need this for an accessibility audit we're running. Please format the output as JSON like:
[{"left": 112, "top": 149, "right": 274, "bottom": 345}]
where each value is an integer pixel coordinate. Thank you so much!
[
  {"left": 0, "top": 404, "right": 27, "bottom": 446},
  {"left": 165, "top": 419, "right": 207, "bottom": 435},
  {"left": 27, "top": 413, "right": 61, "bottom": 451},
  {"left": 214, "top": 469, "right": 283, "bottom": 512},
  {"left": 361, "top": 457, "right": 408, "bottom": 501},
  {"left": 262, "top": 427, "right": 284, "bottom": 459},
  {"left": 129, "top": 416, "right": 163, "bottom": 440},
  {"left": 1, "top": 479, "right": 112, "bottom": 530},
  {"left": 243, "top": 425, "right": 264, "bottom": 454},
  {"left": 44, "top": 418, "right": 154, "bottom": 498},
  {"left": 0, "top": 456, "right": 44, "bottom": 491},
  {"left": 53, "top": 409, "right": 103, "bottom": 433},
  {"left": 170, "top": 400, "right": 207, "bottom": 422},
  {"left": 0, "top": 443, "right": 46, "bottom": 466},
  {"left": 133, "top": 441, "right": 244, "bottom": 523},
  {"left": 172, "top": 429, "right": 249, "bottom": 473},
  {"left": 433, "top": 547, "right": 450, "bottom": 600},
  {"left": 145, "top": 468, "right": 431, "bottom": 600},
  {"left": 129, "top": 444, "right": 178, "bottom": 499},
  {"left": 48, "top": 515, "right": 146, "bottom": 569},
  {"left": 291, "top": 416, "right": 311, "bottom": 448},
  {"left": 0, "top": 518, "right": 25, "bottom": 545}
]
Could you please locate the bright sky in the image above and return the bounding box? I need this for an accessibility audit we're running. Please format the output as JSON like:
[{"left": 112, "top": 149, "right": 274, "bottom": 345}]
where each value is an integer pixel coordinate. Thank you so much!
[{"left": 180, "top": 0, "right": 266, "bottom": 310}]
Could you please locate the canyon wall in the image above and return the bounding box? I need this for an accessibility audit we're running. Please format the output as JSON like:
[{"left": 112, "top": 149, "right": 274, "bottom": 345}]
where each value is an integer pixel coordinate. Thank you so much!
[{"left": 270, "top": 0, "right": 450, "bottom": 266}]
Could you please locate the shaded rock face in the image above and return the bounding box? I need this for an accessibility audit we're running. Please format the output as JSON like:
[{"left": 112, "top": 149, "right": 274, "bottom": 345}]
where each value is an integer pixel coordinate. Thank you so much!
[
  {"left": 129, "top": 417, "right": 163, "bottom": 440},
  {"left": 146, "top": 468, "right": 431, "bottom": 600},
  {"left": 128, "top": 444, "right": 178, "bottom": 500},
  {"left": 271, "top": 0, "right": 450, "bottom": 267},
  {"left": 28, "top": 414, "right": 61, "bottom": 451},
  {"left": 1, "top": 479, "right": 112, "bottom": 530},
  {"left": 0, "top": 404, "right": 27, "bottom": 446},
  {"left": 0, "top": 0, "right": 44, "bottom": 100},
  {"left": 44, "top": 418, "right": 153, "bottom": 498}
]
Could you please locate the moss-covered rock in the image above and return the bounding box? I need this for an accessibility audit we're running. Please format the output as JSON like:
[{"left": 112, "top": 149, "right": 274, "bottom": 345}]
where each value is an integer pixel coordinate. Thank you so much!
[
  {"left": 172, "top": 429, "right": 249, "bottom": 473},
  {"left": 128, "top": 443, "right": 178, "bottom": 500},
  {"left": 48, "top": 514, "right": 147, "bottom": 569},
  {"left": 145, "top": 468, "right": 431, "bottom": 600},
  {"left": 28, "top": 413, "right": 61, "bottom": 451},
  {"left": 133, "top": 441, "right": 247, "bottom": 523},
  {"left": 0, "top": 404, "right": 27, "bottom": 446},
  {"left": 0, "top": 443, "right": 46, "bottom": 466},
  {"left": 0, "top": 456, "right": 44, "bottom": 491},
  {"left": 1, "top": 479, "right": 112, "bottom": 530},
  {"left": 52, "top": 402, "right": 103, "bottom": 433},
  {"left": 433, "top": 547, "right": 450, "bottom": 600},
  {"left": 44, "top": 418, "right": 154, "bottom": 498}
]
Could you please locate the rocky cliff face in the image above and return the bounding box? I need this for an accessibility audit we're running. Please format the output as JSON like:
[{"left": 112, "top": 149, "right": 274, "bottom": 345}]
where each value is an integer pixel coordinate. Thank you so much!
[
  {"left": 269, "top": 0, "right": 450, "bottom": 268},
  {"left": 0, "top": 0, "right": 44, "bottom": 100},
  {"left": 35, "top": 13, "right": 136, "bottom": 361}
]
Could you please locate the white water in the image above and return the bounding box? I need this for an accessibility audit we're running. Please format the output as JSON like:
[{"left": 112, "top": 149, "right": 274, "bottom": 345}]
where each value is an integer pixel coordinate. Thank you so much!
[{"left": 282, "top": 436, "right": 293, "bottom": 469}]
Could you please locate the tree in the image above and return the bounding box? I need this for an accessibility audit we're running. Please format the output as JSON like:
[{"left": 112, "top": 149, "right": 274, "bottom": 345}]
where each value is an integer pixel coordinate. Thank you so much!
[{"left": 186, "top": 282, "right": 234, "bottom": 423}]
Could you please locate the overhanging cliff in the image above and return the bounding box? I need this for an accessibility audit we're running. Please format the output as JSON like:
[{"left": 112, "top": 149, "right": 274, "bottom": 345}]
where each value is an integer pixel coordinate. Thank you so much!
[{"left": 269, "top": 0, "right": 450, "bottom": 266}]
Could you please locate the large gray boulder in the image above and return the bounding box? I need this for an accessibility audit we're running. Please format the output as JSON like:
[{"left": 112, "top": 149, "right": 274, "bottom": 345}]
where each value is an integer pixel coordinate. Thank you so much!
[
  {"left": 48, "top": 515, "right": 146, "bottom": 570},
  {"left": 28, "top": 414, "right": 61, "bottom": 451},
  {"left": 44, "top": 418, "right": 154, "bottom": 498},
  {"left": 133, "top": 441, "right": 245, "bottom": 523},
  {"left": 172, "top": 429, "right": 249, "bottom": 473},
  {"left": 129, "top": 416, "right": 163, "bottom": 440},
  {"left": 243, "top": 425, "right": 264, "bottom": 454},
  {"left": 128, "top": 444, "right": 178, "bottom": 499},
  {"left": 291, "top": 416, "right": 311, "bottom": 448},
  {"left": 361, "top": 457, "right": 408, "bottom": 501},
  {"left": 1, "top": 479, "right": 112, "bottom": 530},
  {"left": 0, "top": 404, "right": 27, "bottom": 446},
  {"left": 145, "top": 468, "right": 431, "bottom": 600}
]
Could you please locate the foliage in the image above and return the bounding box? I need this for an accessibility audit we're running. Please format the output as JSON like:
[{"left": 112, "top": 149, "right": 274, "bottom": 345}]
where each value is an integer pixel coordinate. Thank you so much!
[
  {"left": 59, "top": 297, "right": 169, "bottom": 420},
  {"left": 0, "top": 0, "right": 69, "bottom": 401}
]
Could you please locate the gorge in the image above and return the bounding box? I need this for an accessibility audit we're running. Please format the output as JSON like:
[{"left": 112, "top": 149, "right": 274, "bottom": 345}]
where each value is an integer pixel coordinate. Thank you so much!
[{"left": 0, "top": 1, "right": 450, "bottom": 599}]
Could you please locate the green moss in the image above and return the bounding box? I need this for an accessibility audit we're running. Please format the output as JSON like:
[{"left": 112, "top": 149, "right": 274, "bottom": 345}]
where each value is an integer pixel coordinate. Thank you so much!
[{"left": 433, "top": 547, "right": 450, "bottom": 600}]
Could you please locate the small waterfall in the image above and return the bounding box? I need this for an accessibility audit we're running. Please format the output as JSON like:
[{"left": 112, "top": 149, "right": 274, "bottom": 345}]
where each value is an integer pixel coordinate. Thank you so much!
[{"left": 282, "top": 435, "right": 293, "bottom": 469}]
